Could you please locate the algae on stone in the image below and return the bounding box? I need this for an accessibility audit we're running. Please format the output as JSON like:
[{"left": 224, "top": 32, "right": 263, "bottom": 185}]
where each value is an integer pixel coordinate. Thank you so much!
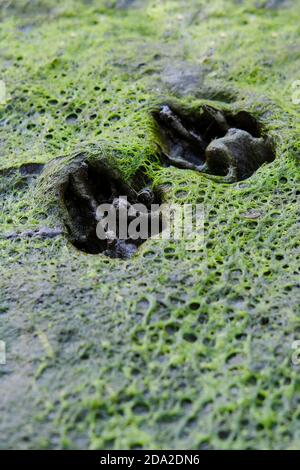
[{"left": 0, "top": 0, "right": 300, "bottom": 450}]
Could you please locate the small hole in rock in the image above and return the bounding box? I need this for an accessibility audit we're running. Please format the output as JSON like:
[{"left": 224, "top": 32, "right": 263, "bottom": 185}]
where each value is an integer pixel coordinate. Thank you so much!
[
  {"left": 66, "top": 113, "right": 78, "bottom": 124},
  {"left": 183, "top": 332, "right": 197, "bottom": 343}
]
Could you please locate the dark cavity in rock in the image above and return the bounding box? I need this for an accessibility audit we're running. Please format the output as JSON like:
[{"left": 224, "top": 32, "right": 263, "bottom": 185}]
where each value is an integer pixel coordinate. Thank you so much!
[
  {"left": 61, "top": 160, "right": 162, "bottom": 259},
  {"left": 153, "top": 104, "right": 275, "bottom": 183}
]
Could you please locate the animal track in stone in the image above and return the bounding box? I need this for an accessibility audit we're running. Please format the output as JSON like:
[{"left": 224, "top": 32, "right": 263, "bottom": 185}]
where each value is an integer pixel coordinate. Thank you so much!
[
  {"left": 153, "top": 104, "right": 275, "bottom": 183},
  {"left": 61, "top": 159, "right": 162, "bottom": 259}
]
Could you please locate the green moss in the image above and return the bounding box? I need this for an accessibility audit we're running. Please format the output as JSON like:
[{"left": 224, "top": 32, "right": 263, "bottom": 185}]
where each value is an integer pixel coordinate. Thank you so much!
[{"left": 0, "top": 0, "right": 300, "bottom": 450}]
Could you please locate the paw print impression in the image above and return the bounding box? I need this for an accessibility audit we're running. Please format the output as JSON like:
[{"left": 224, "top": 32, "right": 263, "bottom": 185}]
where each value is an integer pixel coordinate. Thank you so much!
[{"left": 153, "top": 104, "right": 275, "bottom": 183}]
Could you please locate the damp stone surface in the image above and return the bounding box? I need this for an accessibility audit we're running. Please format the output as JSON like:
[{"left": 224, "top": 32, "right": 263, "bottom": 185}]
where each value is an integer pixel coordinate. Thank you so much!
[
  {"left": 153, "top": 104, "right": 275, "bottom": 183},
  {"left": 0, "top": 0, "right": 300, "bottom": 450},
  {"left": 61, "top": 158, "right": 162, "bottom": 258}
]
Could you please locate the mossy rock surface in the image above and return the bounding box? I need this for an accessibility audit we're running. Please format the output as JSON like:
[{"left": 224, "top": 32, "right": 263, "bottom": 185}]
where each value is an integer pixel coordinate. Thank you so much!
[{"left": 0, "top": 0, "right": 300, "bottom": 449}]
